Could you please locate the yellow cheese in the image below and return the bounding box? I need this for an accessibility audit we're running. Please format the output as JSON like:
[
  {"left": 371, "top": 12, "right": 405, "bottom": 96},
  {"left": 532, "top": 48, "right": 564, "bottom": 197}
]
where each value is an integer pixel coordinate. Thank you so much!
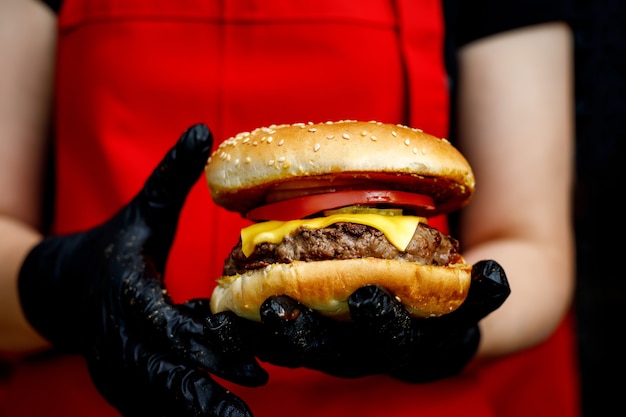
[{"left": 241, "top": 214, "right": 425, "bottom": 257}]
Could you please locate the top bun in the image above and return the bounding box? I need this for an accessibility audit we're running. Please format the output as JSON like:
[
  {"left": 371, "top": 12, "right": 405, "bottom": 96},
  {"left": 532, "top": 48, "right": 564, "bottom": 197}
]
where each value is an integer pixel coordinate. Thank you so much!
[{"left": 206, "top": 120, "right": 475, "bottom": 216}]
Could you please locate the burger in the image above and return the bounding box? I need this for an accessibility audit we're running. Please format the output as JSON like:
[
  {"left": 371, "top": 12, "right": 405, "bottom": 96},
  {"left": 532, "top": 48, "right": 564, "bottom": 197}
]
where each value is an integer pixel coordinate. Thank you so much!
[{"left": 205, "top": 120, "right": 475, "bottom": 322}]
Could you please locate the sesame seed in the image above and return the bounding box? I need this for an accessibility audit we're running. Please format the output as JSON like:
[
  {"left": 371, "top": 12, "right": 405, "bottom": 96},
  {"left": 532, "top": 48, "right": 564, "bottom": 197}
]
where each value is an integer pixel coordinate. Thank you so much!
[
  {"left": 245, "top": 157, "right": 251, "bottom": 163},
  {"left": 314, "top": 143, "right": 321, "bottom": 152},
  {"left": 371, "top": 135, "right": 378, "bottom": 141},
  {"left": 413, "top": 147, "right": 418, "bottom": 154},
  {"left": 243, "top": 137, "right": 250, "bottom": 144},
  {"left": 360, "top": 130, "right": 368, "bottom": 136},
  {"left": 309, "top": 128, "right": 317, "bottom": 133},
  {"left": 342, "top": 133, "right": 350, "bottom": 140},
  {"left": 278, "top": 156, "right": 286, "bottom": 162},
  {"left": 268, "top": 160, "right": 275, "bottom": 166},
  {"left": 404, "top": 139, "right": 410, "bottom": 146},
  {"left": 267, "top": 136, "right": 273, "bottom": 143},
  {"left": 278, "top": 139, "right": 285, "bottom": 146},
  {"left": 234, "top": 158, "right": 240, "bottom": 165},
  {"left": 392, "top": 131, "right": 397, "bottom": 137},
  {"left": 326, "top": 134, "right": 335, "bottom": 139}
]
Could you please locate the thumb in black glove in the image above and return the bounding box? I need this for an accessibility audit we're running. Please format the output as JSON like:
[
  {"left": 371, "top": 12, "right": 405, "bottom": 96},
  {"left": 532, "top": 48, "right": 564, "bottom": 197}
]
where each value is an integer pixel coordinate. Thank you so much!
[
  {"left": 255, "top": 259, "right": 510, "bottom": 382},
  {"left": 18, "top": 124, "right": 268, "bottom": 417}
]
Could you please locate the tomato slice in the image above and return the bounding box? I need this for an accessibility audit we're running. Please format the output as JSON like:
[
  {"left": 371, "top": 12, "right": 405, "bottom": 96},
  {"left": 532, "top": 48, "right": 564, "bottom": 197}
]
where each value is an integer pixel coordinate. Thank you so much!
[{"left": 246, "top": 190, "right": 435, "bottom": 221}]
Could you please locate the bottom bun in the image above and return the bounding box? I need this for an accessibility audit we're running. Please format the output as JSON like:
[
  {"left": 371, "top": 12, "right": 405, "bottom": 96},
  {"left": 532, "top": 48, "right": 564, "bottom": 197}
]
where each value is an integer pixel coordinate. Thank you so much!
[{"left": 210, "top": 258, "right": 472, "bottom": 321}]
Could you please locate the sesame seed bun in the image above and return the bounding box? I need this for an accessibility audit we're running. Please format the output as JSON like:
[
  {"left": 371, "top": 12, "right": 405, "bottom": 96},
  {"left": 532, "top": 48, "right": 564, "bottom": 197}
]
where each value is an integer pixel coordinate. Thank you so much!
[{"left": 206, "top": 120, "right": 475, "bottom": 216}]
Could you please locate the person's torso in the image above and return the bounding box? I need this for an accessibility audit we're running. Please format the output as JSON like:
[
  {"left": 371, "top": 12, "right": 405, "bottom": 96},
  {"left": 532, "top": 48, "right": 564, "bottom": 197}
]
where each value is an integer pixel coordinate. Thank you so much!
[{"left": 1, "top": 1, "right": 580, "bottom": 416}]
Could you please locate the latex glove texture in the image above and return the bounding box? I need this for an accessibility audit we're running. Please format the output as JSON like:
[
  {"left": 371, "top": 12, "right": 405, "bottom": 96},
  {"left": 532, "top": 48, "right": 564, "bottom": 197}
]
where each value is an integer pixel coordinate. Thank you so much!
[
  {"left": 18, "top": 124, "right": 268, "bottom": 417},
  {"left": 255, "top": 260, "right": 510, "bottom": 382}
]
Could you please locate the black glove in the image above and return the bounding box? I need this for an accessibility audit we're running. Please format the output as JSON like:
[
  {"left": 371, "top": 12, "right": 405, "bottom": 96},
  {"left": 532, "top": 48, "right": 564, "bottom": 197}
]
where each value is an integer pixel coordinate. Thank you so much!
[
  {"left": 254, "top": 260, "right": 510, "bottom": 382},
  {"left": 18, "top": 124, "right": 268, "bottom": 417}
]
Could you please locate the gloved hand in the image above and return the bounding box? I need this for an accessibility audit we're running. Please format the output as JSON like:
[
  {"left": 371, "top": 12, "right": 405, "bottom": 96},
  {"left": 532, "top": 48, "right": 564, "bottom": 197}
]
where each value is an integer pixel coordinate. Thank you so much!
[
  {"left": 18, "top": 124, "right": 268, "bottom": 417},
  {"left": 254, "top": 260, "right": 510, "bottom": 382}
]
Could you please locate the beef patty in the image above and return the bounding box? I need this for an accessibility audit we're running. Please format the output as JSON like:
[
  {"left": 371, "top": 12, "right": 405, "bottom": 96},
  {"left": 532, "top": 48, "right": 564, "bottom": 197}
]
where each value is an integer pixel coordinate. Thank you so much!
[{"left": 223, "top": 222, "right": 462, "bottom": 276}]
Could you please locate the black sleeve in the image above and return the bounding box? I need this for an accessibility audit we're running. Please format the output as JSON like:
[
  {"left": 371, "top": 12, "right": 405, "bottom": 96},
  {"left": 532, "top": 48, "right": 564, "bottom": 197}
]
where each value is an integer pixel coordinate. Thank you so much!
[
  {"left": 40, "top": 0, "right": 62, "bottom": 13},
  {"left": 444, "top": 0, "right": 575, "bottom": 47}
]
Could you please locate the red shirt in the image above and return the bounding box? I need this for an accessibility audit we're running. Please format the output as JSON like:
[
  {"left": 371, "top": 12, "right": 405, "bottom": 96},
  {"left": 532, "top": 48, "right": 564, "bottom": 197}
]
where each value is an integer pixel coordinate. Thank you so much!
[{"left": 1, "top": 1, "right": 581, "bottom": 416}]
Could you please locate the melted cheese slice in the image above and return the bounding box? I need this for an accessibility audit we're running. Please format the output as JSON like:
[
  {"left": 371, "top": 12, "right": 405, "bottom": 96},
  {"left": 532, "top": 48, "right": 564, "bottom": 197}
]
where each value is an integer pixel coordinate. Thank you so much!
[{"left": 241, "top": 214, "right": 425, "bottom": 257}]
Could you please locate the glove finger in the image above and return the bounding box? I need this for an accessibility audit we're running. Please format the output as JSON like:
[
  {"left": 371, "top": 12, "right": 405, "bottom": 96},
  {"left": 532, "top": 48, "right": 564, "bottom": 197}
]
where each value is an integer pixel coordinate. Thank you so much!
[
  {"left": 348, "top": 285, "right": 412, "bottom": 337},
  {"left": 139, "top": 124, "right": 213, "bottom": 267},
  {"left": 125, "top": 279, "right": 268, "bottom": 386},
  {"left": 258, "top": 296, "right": 339, "bottom": 366},
  {"left": 348, "top": 285, "right": 414, "bottom": 365},
  {"left": 143, "top": 123, "right": 213, "bottom": 216},
  {"left": 446, "top": 259, "right": 511, "bottom": 325},
  {"left": 183, "top": 300, "right": 255, "bottom": 356},
  {"left": 259, "top": 296, "right": 374, "bottom": 377},
  {"left": 202, "top": 311, "right": 269, "bottom": 386},
  {"left": 88, "top": 347, "right": 254, "bottom": 417}
]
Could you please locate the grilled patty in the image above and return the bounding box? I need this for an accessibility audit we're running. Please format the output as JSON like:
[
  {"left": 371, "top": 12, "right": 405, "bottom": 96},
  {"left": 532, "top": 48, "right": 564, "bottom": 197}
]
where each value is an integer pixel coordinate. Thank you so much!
[{"left": 223, "top": 222, "right": 462, "bottom": 276}]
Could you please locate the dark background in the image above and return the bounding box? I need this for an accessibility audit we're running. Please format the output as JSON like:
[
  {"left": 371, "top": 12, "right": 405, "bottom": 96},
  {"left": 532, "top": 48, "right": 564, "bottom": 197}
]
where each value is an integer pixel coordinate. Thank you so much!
[{"left": 572, "top": 0, "right": 626, "bottom": 415}]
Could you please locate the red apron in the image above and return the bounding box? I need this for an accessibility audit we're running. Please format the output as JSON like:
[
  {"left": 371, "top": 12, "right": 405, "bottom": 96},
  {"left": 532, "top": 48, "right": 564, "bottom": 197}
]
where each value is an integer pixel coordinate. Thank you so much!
[{"left": 0, "top": 1, "right": 581, "bottom": 415}]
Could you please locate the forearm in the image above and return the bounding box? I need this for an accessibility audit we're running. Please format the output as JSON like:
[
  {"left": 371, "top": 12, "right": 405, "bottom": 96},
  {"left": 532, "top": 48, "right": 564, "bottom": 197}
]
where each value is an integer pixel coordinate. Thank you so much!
[
  {"left": 0, "top": 0, "right": 57, "bottom": 357},
  {"left": 0, "top": 217, "right": 50, "bottom": 356},
  {"left": 467, "top": 237, "right": 574, "bottom": 358},
  {"left": 456, "top": 21, "right": 575, "bottom": 358}
]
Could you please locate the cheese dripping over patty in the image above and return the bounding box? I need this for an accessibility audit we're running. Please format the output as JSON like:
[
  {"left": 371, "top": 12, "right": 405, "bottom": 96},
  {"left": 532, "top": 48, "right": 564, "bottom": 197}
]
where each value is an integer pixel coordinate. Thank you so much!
[{"left": 240, "top": 213, "right": 426, "bottom": 257}]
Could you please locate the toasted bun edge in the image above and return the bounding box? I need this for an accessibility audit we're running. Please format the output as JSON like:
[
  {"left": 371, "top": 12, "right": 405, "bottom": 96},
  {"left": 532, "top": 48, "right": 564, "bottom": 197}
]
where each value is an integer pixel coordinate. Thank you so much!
[{"left": 210, "top": 258, "right": 472, "bottom": 321}]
